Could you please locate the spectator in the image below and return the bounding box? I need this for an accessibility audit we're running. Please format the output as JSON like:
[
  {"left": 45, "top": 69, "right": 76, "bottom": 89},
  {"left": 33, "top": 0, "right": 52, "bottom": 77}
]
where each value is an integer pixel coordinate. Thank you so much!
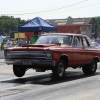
[
  {"left": 17, "top": 39, "right": 26, "bottom": 47},
  {"left": 30, "top": 32, "right": 38, "bottom": 44},
  {"left": 1, "top": 39, "right": 5, "bottom": 50},
  {"left": 6, "top": 39, "right": 13, "bottom": 48},
  {"left": 25, "top": 35, "right": 30, "bottom": 44}
]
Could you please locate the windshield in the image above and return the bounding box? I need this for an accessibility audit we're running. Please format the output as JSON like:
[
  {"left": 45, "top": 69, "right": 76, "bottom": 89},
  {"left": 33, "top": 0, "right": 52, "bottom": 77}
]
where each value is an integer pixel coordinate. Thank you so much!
[{"left": 35, "top": 35, "right": 73, "bottom": 46}]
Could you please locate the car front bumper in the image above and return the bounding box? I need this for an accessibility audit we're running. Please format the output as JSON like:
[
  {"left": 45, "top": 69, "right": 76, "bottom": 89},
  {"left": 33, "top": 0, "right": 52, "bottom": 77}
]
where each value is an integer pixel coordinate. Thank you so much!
[{"left": 5, "top": 59, "right": 56, "bottom": 68}]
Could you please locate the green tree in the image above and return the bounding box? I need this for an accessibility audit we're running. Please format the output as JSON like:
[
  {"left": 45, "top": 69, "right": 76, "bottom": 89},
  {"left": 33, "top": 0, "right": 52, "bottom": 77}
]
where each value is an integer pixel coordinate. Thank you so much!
[
  {"left": 95, "top": 16, "right": 100, "bottom": 29},
  {"left": 0, "top": 16, "right": 28, "bottom": 35},
  {"left": 67, "top": 16, "right": 72, "bottom": 19}
]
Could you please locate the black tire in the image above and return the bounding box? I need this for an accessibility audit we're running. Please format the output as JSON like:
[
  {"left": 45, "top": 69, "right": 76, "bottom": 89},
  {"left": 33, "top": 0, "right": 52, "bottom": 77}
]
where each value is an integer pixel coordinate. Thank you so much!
[
  {"left": 82, "top": 60, "right": 97, "bottom": 75},
  {"left": 13, "top": 65, "right": 26, "bottom": 77},
  {"left": 52, "top": 60, "right": 65, "bottom": 78}
]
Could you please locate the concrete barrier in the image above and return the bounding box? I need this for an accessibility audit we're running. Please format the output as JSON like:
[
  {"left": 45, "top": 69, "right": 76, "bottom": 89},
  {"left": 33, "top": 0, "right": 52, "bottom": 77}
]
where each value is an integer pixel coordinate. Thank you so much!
[{"left": 0, "top": 50, "right": 4, "bottom": 59}]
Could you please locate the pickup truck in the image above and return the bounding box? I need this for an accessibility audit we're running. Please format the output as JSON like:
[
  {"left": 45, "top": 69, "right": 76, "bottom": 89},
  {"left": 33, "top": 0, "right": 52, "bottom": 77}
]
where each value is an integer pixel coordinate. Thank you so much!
[{"left": 4, "top": 33, "right": 100, "bottom": 78}]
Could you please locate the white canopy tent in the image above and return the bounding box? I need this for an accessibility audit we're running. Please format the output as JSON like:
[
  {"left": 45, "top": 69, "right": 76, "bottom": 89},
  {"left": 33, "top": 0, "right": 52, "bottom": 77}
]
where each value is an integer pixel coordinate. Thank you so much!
[{"left": 0, "top": 35, "right": 6, "bottom": 42}]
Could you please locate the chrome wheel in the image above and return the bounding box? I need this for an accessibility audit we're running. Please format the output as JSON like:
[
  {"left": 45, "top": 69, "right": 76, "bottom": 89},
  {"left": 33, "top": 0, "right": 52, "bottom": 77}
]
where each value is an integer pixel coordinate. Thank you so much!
[
  {"left": 82, "top": 60, "right": 97, "bottom": 75},
  {"left": 58, "top": 63, "right": 65, "bottom": 77},
  {"left": 52, "top": 60, "right": 65, "bottom": 78},
  {"left": 91, "top": 61, "right": 96, "bottom": 72}
]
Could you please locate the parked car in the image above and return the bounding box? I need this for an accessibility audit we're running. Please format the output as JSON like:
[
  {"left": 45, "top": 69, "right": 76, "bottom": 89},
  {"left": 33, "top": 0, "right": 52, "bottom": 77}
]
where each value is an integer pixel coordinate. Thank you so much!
[
  {"left": 4, "top": 33, "right": 100, "bottom": 78},
  {"left": 91, "top": 42, "right": 100, "bottom": 48}
]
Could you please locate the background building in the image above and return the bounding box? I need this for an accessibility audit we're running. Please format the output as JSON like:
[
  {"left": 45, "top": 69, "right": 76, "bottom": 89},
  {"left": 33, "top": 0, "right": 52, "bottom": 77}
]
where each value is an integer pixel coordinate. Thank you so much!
[{"left": 46, "top": 17, "right": 99, "bottom": 39}]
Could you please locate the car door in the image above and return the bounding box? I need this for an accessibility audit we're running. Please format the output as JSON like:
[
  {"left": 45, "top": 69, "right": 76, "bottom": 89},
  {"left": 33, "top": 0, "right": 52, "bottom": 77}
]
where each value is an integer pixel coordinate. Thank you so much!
[
  {"left": 72, "top": 36, "right": 86, "bottom": 66},
  {"left": 82, "top": 37, "right": 93, "bottom": 64}
]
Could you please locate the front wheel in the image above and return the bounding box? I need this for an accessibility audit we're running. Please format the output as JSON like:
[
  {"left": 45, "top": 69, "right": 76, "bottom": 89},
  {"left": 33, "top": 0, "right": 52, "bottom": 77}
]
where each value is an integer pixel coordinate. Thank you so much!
[
  {"left": 52, "top": 60, "right": 65, "bottom": 78},
  {"left": 13, "top": 65, "right": 26, "bottom": 77},
  {"left": 82, "top": 59, "right": 97, "bottom": 75}
]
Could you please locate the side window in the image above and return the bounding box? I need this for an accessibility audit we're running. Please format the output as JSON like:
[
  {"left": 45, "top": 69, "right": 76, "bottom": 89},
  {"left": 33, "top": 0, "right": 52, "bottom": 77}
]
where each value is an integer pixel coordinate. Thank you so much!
[
  {"left": 73, "top": 37, "right": 77, "bottom": 46},
  {"left": 73, "top": 37, "right": 82, "bottom": 47},
  {"left": 82, "top": 37, "right": 89, "bottom": 47},
  {"left": 77, "top": 37, "right": 82, "bottom": 47}
]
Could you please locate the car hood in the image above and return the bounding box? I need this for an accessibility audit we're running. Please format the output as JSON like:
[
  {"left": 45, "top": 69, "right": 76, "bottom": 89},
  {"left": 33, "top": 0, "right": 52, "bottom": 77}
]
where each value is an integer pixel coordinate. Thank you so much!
[{"left": 6, "top": 44, "right": 72, "bottom": 51}]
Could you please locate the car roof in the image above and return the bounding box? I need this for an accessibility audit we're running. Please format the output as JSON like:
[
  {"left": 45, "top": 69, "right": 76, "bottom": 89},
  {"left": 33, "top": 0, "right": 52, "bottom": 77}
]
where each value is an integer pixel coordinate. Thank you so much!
[{"left": 41, "top": 33, "right": 88, "bottom": 37}]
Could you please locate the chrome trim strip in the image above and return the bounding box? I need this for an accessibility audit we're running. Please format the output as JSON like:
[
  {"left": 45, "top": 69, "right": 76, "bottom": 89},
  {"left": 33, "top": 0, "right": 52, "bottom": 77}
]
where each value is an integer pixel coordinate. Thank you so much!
[{"left": 9, "top": 51, "right": 46, "bottom": 53}]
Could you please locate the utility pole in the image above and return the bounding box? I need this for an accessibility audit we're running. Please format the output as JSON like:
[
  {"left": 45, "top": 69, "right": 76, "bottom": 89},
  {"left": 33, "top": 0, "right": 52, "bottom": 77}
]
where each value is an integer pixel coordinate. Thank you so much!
[{"left": 8, "top": 28, "right": 11, "bottom": 38}]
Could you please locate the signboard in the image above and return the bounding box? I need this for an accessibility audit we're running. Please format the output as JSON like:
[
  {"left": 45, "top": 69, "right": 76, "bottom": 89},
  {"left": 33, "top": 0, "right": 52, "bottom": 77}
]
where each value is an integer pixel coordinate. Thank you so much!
[
  {"left": 14, "top": 33, "right": 25, "bottom": 38},
  {"left": 80, "top": 26, "right": 88, "bottom": 31}
]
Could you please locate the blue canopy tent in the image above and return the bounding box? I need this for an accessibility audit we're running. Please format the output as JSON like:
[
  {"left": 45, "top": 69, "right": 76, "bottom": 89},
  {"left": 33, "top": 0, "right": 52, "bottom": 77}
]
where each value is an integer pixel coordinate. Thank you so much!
[{"left": 18, "top": 17, "right": 57, "bottom": 32}]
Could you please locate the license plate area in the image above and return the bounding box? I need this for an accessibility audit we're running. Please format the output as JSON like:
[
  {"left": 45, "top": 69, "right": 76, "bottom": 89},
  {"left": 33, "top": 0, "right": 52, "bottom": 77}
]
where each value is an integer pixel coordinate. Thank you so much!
[{"left": 23, "top": 60, "right": 31, "bottom": 65}]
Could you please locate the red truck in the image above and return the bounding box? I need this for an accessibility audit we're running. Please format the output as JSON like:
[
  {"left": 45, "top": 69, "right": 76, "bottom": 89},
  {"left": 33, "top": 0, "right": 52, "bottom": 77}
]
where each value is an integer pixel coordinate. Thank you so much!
[{"left": 4, "top": 33, "right": 100, "bottom": 78}]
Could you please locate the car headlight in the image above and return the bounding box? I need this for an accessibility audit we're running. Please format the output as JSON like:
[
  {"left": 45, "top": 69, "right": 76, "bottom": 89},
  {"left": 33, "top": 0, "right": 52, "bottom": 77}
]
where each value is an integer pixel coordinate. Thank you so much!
[{"left": 46, "top": 50, "right": 52, "bottom": 59}]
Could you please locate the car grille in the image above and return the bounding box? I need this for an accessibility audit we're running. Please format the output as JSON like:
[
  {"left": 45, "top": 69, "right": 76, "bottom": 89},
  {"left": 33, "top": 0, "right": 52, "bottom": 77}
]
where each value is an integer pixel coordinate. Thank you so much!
[{"left": 7, "top": 51, "right": 47, "bottom": 59}]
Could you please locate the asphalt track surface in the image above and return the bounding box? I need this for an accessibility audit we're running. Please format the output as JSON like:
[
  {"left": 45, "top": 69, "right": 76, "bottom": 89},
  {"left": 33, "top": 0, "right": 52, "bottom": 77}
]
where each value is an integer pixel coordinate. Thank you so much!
[{"left": 0, "top": 60, "right": 100, "bottom": 100}]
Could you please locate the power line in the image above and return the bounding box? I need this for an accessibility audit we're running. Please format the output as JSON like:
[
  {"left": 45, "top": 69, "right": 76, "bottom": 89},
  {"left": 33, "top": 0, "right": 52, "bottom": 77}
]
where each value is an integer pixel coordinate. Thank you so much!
[
  {"left": 23, "top": 0, "right": 89, "bottom": 14},
  {"left": 0, "top": 0, "right": 89, "bottom": 15},
  {"left": 66, "top": 1, "right": 100, "bottom": 12}
]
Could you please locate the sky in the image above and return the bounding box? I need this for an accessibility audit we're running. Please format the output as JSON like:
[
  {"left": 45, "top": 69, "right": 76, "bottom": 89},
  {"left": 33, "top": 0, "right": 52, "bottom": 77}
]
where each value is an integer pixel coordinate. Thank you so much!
[{"left": 0, "top": 0, "right": 100, "bottom": 20}]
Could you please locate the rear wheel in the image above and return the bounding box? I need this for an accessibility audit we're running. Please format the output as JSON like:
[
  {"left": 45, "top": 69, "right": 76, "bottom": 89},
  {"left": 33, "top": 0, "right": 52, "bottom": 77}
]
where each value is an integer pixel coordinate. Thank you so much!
[
  {"left": 82, "top": 59, "right": 97, "bottom": 75},
  {"left": 13, "top": 65, "right": 26, "bottom": 77},
  {"left": 52, "top": 60, "right": 65, "bottom": 78}
]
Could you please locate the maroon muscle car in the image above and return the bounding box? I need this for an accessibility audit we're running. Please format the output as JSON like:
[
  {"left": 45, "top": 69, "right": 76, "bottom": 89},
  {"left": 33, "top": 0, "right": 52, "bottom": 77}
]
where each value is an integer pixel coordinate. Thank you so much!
[{"left": 4, "top": 33, "right": 100, "bottom": 78}]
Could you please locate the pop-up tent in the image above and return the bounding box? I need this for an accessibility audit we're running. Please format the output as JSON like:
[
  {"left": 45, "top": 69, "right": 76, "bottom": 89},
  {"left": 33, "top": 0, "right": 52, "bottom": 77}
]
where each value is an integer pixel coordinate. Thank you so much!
[
  {"left": 18, "top": 17, "right": 57, "bottom": 32},
  {"left": 0, "top": 35, "right": 6, "bottom": 42}
]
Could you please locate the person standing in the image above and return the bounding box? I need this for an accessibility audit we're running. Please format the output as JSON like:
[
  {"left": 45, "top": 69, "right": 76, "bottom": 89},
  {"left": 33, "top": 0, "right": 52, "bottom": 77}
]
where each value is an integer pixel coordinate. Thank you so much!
[
  {"left": 6, "top": 39, "right": 12, "bottom": 48},
  {"left": 25, "top": 35, "right": 30, "bottom": 44},
  {"left": 17, "top": 39, "right": 26, "bottom": 47},
  {"left": 1, "top": 39, "right": 5, "bottom": 50},
  {"left": 30, "top": 32, "right": 38, "bottom": 44}
]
